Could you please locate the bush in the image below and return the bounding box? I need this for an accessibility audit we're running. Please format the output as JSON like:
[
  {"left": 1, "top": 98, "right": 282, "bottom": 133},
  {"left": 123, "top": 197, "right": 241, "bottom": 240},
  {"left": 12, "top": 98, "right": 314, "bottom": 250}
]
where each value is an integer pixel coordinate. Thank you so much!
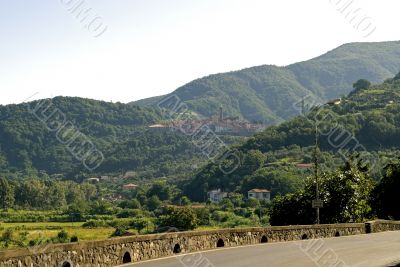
[
  {"left": 158, "top": 207, "right": 198, "bottom": 231},
  {"left": 0, "top": 228, "right": 15, "bottom": 247},
  {"left": 0, "top": 210, "right": 62, "bottom": 223},
  {"left": 70, "top": 235, "right": 79, "bottom": 242},
  {"left": 130, "top": 217, "right": 154, "bottom": 233},
  {"left": 111, "top": 227, "right": 128, "bottom": 237},
  {"left": 260, "top": 215, "right": 270, "bottom": 225},
  {"left": 195, "top": 208, "right": 210, "bottom": 226},
  {"left": 211, "top": 211, "right": 234, "bottom": 223},
  {"left": 57, "top": 230, "right": 69, "bottom": 243},
  {"left": 108, "top": 219, "right": 131, "bottom": 229},
  {"left": 233, "top": 208, "right": 252, "bottom": 218},
  {"left": 82, "top": 220, "right": 108, "bottom": 228},
  {"left": 116, "top": 209, "right": 142, "bottom": 218}
]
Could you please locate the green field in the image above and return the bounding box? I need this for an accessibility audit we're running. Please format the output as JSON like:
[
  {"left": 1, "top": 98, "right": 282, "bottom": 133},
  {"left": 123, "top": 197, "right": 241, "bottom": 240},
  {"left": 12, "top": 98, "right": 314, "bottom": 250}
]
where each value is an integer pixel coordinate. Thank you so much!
[{"left": 0, "top": 222, "right": 116, "bottom": 250}]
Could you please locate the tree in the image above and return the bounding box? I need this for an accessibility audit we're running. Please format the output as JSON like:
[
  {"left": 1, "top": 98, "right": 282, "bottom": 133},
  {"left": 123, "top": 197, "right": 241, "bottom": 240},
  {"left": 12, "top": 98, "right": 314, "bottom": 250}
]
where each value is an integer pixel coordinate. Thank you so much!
[
  {"left": 45, "top": 180, "right": 66, "bottom": 208},
  {"left": 241, "top": 168, "right": 303, "bottom": 197},
  {"left": 0, "top": 177, "right": 14, "bottom": 210},
  {"left": 147, "top": 181, "right": 171, "bottom": 201},
  {"left": 269, "top": 157, "right": 374, "bottom": 225},
  {"left": 371, "top": 160, "right": 400, "bottom": 220},
  {"left": 130, "top": 198, "right": 141, "bottom": 209},
  {"left": 195, "top": 208, "right": 211, "bottom": 226},
  {"left": 131, "top": 217, "right": 154, "bottom": 233},
  {"left": 159, "top": 207, "right": 198, "bottom": 230},
  {"left": 246, "top": 198, "right": 260, "bottom": 208},
  {"left": 180, "top": 196, "right": 191, "bottom": 206},
  {"left": 319, "top": 159, "right": 373, "bottom": 223},
  {"left": 118, "top": 199, "right": 141, "bottom": 209},
  {"left": 146, "top": 195, "right": 161, "bottom": 211},
  {"left": 80, "top": 183, "right": 97, "bottom": 201},
  {"left": 228, "top": 193, "right": 244, "bottom": 207},
  {"left": 269, "top": 191, "right": 313, "bottom": 226},
  {"left": 89, "top": 201, "right": 112, "bottom": 215},
  {"left": 66, "top": 203, "right": 87, "bottom": 222},
  {"left": 219, "top": 198, "right": 234, "bottom": 211},
  {"left": 65, "top": 183, "right": 85, "bottom": 205},
  {"left": 352, "top": 79, "right": 371, "bottom": 92}
]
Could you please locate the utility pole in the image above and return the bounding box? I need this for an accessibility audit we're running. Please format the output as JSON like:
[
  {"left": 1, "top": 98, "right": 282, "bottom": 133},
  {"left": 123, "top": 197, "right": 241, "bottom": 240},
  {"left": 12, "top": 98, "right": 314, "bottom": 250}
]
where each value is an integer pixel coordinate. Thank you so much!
[{"left": 312, "top": 122, "right": 322, "bottom": 224}]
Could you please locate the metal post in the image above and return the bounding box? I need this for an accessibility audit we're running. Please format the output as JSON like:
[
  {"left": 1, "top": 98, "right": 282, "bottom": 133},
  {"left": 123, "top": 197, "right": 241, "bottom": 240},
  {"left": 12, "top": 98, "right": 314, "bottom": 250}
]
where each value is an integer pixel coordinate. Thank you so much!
[{"left": 314, "top": 123, "right": 320, "bottom": 224}]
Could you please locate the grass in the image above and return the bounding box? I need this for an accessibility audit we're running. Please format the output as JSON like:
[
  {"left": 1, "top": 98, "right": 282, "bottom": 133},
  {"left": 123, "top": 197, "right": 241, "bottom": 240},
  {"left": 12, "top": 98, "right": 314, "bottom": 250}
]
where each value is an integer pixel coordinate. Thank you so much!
[
  {"left": 196, "top": 225, "right": 221, "bottom": 231},
  {"left": 0, "top": 222, "right": 84, "bottom": 230},
  {"left": 364, "top": 89, "right": 385, "bottom": 94},
  {"left": 0, "top": 221, "right": 250, "bottom": 251},
  {"left": 25, "top": 227, "right": 114, "bottom": 241},
  {"left": 0, "top": 221, "right": 115, "bottom": 250}
]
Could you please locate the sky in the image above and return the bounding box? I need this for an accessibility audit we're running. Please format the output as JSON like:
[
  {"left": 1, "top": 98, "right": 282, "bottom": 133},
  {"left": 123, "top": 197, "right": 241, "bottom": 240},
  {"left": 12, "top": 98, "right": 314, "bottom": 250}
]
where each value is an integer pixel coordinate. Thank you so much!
[{"left": 0, "top": 0, "right": 399, "bottom": 105}]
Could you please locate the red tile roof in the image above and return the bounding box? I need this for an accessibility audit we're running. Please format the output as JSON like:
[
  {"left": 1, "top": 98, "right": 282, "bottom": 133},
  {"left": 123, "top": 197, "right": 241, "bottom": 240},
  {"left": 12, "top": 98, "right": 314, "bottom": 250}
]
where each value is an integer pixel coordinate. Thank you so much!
[
  {"left": 296, "top": 163, "right": 313, "bottom": 169},
  {"left": 123, "top": 183, "right": 138, "bottom": 189},
  {"left": 248, "top": 188, "right": 270, "bottom": 193}
]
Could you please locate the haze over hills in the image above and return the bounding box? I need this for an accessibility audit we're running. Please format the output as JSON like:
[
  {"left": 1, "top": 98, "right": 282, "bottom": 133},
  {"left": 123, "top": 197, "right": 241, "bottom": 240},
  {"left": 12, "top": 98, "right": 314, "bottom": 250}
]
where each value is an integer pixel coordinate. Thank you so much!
[{"left": 134, "top": 41, "right": 400, "bottom": 124}]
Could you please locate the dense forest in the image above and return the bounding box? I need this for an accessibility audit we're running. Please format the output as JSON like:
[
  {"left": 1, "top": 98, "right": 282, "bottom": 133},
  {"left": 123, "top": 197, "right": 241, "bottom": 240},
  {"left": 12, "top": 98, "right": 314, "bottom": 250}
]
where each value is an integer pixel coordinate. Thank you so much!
[{"left": 0, "top": 97, "right": 213, "bottom": 182}]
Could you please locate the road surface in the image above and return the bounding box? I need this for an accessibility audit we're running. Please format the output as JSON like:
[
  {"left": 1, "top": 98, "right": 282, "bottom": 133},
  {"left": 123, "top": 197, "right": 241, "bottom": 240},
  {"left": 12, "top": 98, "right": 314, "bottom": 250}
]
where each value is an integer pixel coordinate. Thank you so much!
[{"left": 118, "top": 231, "right": 400, "bottom": 267}]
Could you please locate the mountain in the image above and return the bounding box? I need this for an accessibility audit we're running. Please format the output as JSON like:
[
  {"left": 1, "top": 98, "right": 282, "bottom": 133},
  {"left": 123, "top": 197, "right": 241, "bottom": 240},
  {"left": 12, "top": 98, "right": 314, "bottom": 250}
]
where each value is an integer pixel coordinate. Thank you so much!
[
  {"left": 134, "top": 41, "right": 400, "bottom": 124},
  {"left": 184, "top": 73, "right": 400, "bottom": 201},
  {"left": 0, "top": 97, "right": 212, "bottom": 181}
]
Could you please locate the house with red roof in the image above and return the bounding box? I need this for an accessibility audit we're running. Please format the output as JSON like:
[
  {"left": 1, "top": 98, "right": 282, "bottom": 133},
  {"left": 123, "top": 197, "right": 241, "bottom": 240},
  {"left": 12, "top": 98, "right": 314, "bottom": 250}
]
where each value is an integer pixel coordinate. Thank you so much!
[{"left": 248, "top": 188, "right": 271, "bottom": 202}]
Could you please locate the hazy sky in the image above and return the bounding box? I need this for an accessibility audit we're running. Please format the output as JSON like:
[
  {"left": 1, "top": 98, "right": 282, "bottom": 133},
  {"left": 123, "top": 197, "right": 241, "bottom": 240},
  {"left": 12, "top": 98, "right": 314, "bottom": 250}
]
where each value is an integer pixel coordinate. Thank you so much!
[{"left": 1, "top": 0, "right": 399, "bottom": 105}]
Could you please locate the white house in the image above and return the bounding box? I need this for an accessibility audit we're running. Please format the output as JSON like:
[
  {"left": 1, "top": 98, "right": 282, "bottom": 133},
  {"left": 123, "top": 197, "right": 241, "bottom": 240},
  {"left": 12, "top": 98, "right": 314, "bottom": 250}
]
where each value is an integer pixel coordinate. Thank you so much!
[
  {"left": 208, "top": 189, "right": 228, "bottom": 203},
  {"left": 248, "top": 189, "right": 271, "bottom": 202}
]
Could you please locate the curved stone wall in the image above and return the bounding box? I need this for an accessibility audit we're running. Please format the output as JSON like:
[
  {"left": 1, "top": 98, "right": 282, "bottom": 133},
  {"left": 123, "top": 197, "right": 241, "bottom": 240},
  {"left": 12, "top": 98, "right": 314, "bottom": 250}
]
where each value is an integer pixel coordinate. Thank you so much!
[{"left": 0, "top": 221, "right": 396, "bottom": 267}]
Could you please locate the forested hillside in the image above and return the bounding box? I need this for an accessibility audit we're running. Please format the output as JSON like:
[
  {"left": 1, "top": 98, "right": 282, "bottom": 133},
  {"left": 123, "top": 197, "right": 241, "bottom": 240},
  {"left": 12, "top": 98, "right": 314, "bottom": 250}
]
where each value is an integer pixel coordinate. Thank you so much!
[
  {"left": 135, "top": 41, "right": 400, "bottom": 124},
  {"left": 185, "top": 73, "right": 400, "bottom": 201},
  {"left": 0, "top": 97, "right": 211, "bottom": 181}
]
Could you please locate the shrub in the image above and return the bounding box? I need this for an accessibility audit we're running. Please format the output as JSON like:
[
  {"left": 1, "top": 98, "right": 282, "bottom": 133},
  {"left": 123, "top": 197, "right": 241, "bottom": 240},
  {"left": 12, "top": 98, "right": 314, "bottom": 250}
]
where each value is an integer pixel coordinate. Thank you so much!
[
  {"left": 117, "top": 209, "right": 142, "bottom": 218},
  {"left": 82, "top": 220, "right": 108, "bottom": 228},
  {"left": 111, "top": 227, "right": 128, "bottom": 237},
  {"left": 56, "top": 230, "right": 69, "bottom": 243},
  {"left": 0, "top": 228, "right": 15, "bottom": 247},
  {"left": 158, "top": 207, "right": 198, "bottom": 231},
  {"left": 70, "top": 235, "right": 79, "bottom": 242}
]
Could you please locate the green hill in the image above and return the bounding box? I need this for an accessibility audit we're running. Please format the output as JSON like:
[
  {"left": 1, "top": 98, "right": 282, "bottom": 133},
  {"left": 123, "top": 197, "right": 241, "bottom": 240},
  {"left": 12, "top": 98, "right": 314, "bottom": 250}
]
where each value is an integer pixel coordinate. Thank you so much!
[
  {"left": 184, "top": 73, "right": 400, "bottom": 201},
  {"left": 134, "top": 41, "right": 400, "bottom": 124},
  {"left": 0, "top": 97, "right": 210, "bottom": 181}
]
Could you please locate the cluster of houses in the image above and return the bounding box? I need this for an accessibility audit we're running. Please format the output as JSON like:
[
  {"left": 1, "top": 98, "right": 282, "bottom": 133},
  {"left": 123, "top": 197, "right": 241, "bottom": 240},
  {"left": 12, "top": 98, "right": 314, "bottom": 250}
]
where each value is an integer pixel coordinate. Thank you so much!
[
  {"left": 86, "top": 176, "right": 138, "bottom": 190},
  {"left": 86, "top": 172, "right": 271, "bottom": 204},
  {"left": 207, "top": 188, "right": 271, "bottom": 203},
  {"left": 149, "top": 107, "right": 267, "bottom": 136}
]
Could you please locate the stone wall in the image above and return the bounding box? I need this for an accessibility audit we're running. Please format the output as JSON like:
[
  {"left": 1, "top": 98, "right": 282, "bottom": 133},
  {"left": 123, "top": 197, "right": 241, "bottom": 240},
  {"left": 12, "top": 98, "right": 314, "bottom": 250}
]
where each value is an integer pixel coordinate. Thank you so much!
[
  {"left": 366, "top": 220, "right": 400, "bottom": 233},
  {"left": 0, "top": 221, "right": 395, "bottom": 267}
]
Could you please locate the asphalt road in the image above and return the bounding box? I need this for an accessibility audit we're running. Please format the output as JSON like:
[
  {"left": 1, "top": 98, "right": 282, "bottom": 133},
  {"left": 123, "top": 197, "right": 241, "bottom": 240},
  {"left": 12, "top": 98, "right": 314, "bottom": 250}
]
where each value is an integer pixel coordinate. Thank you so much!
[{"left": 118, "top": 231, "right": 400, "bottom": 267}]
